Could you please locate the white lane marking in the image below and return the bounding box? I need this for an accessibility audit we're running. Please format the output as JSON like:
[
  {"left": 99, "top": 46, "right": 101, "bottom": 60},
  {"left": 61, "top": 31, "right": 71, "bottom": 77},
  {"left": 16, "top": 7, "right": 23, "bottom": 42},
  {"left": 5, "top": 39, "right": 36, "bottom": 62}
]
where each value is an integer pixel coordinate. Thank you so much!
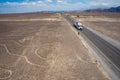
[
  {"left": 35, "top": 49, "right": 47, "bottom": 60},
  {"left": 0, "top": 68, "right": 12, "bottom": 79}
]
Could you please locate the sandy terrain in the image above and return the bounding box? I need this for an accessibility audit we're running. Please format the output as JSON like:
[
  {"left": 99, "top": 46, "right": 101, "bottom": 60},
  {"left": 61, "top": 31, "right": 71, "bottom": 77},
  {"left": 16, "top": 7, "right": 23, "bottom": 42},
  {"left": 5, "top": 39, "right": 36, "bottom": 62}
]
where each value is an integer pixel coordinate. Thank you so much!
[
  {"left": 0, "top": 13, "right": 109, "bottom": 80},
  {"left": 68, "top": 12, "right": 120, "bottom": 42}
]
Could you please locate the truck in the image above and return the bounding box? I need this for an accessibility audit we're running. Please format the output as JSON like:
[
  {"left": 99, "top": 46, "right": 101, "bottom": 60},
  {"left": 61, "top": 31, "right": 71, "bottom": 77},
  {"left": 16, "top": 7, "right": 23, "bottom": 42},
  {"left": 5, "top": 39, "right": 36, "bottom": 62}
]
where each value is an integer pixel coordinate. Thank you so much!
[{"left": 73, "top": 22, "right": 83, "bottom": 30}]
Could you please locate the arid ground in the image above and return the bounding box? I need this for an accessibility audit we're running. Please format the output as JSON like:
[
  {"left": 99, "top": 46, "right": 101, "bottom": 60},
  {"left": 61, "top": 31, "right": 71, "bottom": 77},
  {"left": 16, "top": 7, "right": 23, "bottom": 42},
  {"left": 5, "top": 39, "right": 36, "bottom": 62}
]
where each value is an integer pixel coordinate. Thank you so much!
[
  {"left": 0, "top": 13, "right": 109, "bottom": 80},
  {"left": 68, "top": 12, "right": 120, "bottom": 42}
]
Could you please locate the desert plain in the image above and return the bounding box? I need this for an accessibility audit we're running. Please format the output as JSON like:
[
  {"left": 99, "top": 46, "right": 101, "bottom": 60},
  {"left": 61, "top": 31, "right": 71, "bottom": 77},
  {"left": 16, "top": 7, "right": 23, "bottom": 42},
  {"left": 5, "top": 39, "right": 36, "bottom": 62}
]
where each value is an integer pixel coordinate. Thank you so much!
[{"left": 0, "top": 12, "right": 110, "bottom": 80}]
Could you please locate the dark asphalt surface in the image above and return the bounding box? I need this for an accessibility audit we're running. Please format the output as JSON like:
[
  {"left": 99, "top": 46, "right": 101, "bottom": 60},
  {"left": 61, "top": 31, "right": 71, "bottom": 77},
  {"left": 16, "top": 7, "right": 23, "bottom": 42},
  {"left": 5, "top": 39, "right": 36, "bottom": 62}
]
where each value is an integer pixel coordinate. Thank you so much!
[
  {"left": 82, "top": 27, "right": 120, "bottom": 69},
  {"left": 62, "top": 14, "right": 120, "bottom": 71}
]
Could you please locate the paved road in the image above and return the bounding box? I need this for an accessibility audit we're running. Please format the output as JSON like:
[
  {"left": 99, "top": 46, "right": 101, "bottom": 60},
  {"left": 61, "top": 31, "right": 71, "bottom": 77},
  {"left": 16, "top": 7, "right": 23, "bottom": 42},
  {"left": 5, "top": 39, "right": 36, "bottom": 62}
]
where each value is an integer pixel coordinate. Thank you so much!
[
  {"left": 62, "top": 13, "right": 120, "bottom": 72},
  {"left": 82, "top": 27, "right": 120, "bottom": 69}
]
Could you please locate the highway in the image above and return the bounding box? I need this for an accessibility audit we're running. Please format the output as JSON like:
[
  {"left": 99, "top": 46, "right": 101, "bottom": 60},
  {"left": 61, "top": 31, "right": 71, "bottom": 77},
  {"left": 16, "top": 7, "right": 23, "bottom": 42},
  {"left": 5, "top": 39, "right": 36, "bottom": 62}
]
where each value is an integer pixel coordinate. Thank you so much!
[
  {"left": 82, "top": 27, "right": 120, "bottom": 69},
  {"left": 62, "top": 13, "right": 120, "bottom": 74}
]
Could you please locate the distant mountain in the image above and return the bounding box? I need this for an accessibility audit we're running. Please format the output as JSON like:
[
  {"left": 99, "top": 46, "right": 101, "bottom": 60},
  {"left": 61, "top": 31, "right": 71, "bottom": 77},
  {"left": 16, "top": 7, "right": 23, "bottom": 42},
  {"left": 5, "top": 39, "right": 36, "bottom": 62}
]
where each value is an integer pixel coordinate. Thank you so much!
[{"left": 85, "top": 6, "right": 120, "bottom": 12}]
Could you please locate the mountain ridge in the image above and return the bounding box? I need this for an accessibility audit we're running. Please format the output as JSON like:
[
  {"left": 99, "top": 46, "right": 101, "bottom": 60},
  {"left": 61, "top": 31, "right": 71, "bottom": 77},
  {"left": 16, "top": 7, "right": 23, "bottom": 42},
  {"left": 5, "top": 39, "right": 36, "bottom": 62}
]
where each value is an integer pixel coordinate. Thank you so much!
[{"left": 85, "top": 6, "right": 120, "bottom": 12}]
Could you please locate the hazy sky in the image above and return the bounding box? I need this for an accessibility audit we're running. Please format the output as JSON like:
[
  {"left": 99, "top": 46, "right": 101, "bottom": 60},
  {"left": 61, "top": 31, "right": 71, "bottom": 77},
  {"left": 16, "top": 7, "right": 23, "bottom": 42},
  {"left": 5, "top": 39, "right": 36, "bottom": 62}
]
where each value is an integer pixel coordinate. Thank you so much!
[{"left": 0, "top": 0, "right": 120, "bottom": 13}]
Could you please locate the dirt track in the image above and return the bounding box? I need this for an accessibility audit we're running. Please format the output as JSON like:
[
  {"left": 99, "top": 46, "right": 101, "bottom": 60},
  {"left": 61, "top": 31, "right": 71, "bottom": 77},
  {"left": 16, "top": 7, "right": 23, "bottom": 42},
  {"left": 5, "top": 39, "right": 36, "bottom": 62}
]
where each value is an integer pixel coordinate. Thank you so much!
[{"left": 0, "top": 13, "right": 109, "bottom": 80}]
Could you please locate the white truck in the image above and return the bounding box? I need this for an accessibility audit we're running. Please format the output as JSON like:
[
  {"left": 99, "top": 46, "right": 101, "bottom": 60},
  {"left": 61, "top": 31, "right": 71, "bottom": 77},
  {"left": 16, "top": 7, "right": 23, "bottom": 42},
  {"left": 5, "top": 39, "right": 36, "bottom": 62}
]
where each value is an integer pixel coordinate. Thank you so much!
[{"left": 73, "top": 22, "right": 83, "bottom": 30}]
